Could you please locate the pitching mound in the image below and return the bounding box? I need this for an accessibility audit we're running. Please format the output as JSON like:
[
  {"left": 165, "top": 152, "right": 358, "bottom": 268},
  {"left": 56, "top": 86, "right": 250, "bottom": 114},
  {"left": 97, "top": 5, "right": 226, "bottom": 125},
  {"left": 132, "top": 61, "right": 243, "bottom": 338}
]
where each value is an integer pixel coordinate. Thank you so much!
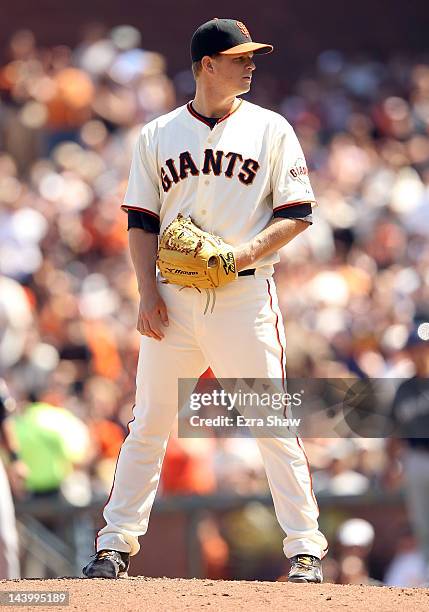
[{"left": 1, "top": 577, "right": 428, "bottom": 611}]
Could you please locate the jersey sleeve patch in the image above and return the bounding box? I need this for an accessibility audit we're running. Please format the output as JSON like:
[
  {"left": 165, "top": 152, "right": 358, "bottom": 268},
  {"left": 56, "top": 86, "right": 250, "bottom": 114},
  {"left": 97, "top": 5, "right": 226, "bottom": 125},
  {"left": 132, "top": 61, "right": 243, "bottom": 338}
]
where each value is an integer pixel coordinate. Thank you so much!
[{"left": 271, "top": 122, "right": 316, "bottom": 210}]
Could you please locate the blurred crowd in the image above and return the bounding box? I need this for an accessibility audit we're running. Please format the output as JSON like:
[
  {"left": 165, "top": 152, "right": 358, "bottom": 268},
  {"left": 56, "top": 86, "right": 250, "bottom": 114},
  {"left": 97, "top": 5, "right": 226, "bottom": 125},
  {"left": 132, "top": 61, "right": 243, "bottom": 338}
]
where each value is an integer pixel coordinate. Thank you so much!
[{"left": 1, "top": 25, "right": 429, "bottom": 585}]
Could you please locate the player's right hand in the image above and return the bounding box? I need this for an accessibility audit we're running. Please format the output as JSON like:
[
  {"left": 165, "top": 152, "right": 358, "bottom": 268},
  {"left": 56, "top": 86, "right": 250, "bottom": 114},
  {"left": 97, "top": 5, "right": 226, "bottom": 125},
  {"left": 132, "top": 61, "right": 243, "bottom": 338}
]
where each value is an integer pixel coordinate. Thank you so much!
[{"left": 137, "top": 287, "right": 169, "bottom": 341}]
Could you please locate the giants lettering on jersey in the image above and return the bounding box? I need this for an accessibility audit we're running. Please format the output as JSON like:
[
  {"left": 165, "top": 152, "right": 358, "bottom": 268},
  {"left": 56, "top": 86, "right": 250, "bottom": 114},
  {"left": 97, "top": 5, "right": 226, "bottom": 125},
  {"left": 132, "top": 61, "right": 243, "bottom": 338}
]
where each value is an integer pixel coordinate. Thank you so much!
[{"left": 161, "top": 149, "right": 260, "bottom": 192}]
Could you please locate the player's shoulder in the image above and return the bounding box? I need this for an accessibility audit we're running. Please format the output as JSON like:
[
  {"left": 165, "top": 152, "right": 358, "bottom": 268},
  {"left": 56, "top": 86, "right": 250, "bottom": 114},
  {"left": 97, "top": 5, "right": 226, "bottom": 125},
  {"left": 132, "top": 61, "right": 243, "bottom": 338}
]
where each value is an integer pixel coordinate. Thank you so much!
[
  {"left": 138, "top": 105, "right": 188, "bottom": 139},
  {"left": 241, "top": 100, "right": 293, "bottom": 131}
]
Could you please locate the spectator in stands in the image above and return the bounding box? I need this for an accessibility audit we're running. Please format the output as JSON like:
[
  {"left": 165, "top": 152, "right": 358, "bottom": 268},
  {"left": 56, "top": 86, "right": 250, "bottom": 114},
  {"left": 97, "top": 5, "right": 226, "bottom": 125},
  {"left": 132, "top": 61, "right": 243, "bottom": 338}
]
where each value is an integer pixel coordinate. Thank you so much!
[
  {"left": 386, "top": 322, "right": 429, "bottom": 583},
  {"left": 336, "top": 518, "right": 380, "bottom": 585},
  {"left": 384, "top": 525, "right": 426, "bottom": 587},
  {"left": 14, "top": 395, "right": 90, "bottom": 502}
]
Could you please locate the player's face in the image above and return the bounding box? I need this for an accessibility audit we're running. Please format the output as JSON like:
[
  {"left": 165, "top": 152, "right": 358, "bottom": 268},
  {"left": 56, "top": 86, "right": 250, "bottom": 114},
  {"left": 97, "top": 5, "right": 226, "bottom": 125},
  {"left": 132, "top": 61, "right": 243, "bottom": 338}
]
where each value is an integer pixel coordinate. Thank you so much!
[{"left": 211, "top": 52, "right": 256, "bottom": 95}]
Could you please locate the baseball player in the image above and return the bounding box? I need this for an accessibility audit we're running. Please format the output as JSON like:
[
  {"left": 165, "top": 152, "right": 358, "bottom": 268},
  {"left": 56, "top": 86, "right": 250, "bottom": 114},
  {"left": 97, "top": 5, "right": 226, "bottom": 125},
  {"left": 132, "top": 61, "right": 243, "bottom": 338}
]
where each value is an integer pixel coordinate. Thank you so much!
[
  {"left": 0, "top": 380, "right": 26, "bottom": 579},
  {"left": 83, "top": 18, "right": 328, "bottom": 583}
]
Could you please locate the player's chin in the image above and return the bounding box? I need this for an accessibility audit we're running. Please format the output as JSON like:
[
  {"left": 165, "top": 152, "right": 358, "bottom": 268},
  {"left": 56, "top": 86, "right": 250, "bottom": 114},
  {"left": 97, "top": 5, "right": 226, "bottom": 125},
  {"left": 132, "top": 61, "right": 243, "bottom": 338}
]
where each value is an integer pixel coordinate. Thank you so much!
[{"left": 239, "top": 79, "right": 252, "bottom": 94}]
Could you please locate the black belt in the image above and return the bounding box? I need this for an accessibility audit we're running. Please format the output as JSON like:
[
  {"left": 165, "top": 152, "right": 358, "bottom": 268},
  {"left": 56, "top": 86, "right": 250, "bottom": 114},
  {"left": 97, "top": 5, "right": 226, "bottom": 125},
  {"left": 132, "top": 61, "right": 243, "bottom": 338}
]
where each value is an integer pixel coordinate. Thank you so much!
[{"left": 238, "top": 268, "right": 256, "bottom": 277}]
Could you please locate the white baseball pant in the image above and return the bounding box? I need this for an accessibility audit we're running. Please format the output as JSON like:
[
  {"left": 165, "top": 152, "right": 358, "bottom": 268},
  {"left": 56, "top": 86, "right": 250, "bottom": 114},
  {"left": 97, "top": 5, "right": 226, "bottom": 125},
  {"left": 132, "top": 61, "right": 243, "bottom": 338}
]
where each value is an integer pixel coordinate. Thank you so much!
[{"left": 96, "top": 275, "right": 328, "bottom": 559}]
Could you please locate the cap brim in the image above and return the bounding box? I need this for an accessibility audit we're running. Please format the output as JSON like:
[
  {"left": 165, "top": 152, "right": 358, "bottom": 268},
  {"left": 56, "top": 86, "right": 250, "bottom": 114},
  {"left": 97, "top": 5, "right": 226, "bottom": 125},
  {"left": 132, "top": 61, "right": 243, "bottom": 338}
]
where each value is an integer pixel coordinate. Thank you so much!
[{"left": 219, "top": 42, "right": 273, "bottom": 56}]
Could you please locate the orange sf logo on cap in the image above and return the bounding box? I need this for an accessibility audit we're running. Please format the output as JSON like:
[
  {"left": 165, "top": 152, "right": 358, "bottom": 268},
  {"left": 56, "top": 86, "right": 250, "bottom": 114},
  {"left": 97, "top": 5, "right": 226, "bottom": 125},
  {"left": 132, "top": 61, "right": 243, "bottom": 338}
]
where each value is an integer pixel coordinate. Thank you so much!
[{"left": 236, "top": 21, "right": 250, "bottom": 38}]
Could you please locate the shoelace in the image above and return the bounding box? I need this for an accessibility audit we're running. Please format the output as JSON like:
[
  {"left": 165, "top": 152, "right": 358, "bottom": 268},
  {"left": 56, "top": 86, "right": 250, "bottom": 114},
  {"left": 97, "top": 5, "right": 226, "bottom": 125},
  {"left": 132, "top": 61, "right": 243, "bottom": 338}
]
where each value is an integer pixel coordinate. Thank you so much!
[
  {"left": 96, "top": 550, "right": 126, "bottom": 561},
  {"left": 293, "top": 556, "right": 316, "bottom": 569},
  {"left": 98, "top": 551, "right": 115, "bottom": 559}
]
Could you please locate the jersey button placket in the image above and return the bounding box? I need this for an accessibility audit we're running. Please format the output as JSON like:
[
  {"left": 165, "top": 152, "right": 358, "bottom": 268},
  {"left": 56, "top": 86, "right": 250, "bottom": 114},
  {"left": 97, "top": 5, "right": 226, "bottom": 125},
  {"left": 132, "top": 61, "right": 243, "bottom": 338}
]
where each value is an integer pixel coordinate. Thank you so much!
[
  {"left": 202, "top": 176, "right": 213, "bottom": 228},
  {"left": 193, "top": 128, "right": 214, "bottom": 227},
  {"left": 192, "top": 127, "right": 208, "bottom": 221},
  {"left": 200, "top": 127, "right": 219, "bottom": 228}
]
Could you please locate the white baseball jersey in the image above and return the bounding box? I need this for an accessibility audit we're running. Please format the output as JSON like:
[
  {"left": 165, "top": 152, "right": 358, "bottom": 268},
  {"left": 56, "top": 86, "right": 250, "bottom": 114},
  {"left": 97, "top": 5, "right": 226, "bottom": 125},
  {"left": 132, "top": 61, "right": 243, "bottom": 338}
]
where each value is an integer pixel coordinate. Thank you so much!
[{"left": 122, "top": 99, "right": 315, "bottom": 271}]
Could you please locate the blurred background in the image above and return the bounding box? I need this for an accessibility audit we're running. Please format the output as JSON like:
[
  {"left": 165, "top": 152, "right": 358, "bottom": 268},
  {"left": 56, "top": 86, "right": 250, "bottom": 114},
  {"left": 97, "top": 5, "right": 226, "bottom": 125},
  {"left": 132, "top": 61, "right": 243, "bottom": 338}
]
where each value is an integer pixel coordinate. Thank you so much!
[{"left": 1, "top": 0, "right": 429, "bottom": 587}]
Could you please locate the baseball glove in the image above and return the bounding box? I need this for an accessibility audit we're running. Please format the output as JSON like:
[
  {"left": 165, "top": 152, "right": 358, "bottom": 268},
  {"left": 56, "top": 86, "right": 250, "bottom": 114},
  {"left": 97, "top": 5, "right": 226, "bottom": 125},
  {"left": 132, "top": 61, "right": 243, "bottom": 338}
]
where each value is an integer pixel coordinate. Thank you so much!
[{"left": 157, "top": 214, "right": 237, "bottom": 289}]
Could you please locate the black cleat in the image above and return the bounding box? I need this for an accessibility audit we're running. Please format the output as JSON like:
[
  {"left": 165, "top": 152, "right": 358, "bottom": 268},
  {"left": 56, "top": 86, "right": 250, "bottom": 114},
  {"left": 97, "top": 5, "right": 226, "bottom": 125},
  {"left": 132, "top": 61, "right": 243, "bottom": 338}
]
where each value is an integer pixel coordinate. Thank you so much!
[
  {"left": 288, "top": 554, "right": 323, "bottom": 583},
  {"left": 82, "top": 550, "right": 130, "bottom": 579}
]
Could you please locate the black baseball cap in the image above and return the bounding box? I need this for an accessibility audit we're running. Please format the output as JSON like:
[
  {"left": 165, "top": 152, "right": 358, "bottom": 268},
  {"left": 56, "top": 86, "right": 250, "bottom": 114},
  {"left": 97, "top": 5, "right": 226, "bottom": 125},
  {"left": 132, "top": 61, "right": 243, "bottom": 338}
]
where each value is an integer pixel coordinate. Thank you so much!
[{"left": 191, "top": 18, "right": 273, "bottom": 63}]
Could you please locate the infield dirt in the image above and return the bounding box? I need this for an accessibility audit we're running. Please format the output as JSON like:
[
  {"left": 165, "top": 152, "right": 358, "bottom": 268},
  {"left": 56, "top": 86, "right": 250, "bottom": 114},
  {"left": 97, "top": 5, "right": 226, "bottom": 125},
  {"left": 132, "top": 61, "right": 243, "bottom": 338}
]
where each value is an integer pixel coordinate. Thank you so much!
[{"left": 1, "top": 577, "right": 429, "bottom": 611}]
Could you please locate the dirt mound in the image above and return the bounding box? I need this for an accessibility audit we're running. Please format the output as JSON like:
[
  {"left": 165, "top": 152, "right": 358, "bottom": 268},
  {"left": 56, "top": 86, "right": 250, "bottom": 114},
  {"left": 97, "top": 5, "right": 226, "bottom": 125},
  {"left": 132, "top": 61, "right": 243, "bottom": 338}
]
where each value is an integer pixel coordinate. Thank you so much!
[{"left": 1, "top": 577, "right": 428, "bottom": 611}]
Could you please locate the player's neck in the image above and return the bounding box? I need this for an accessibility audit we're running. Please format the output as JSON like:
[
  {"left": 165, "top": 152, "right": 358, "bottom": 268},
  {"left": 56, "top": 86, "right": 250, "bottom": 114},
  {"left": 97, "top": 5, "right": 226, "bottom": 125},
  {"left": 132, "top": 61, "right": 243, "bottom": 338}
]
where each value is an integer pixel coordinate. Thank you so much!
[{"left": 192, "top": 86, "right": 239, "bottom": 119}]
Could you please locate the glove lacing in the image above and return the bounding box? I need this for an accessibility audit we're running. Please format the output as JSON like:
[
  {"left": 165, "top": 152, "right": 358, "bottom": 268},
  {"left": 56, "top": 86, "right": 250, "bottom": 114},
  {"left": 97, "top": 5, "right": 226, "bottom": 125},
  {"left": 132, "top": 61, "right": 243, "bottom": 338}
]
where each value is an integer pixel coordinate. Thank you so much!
[{"left": 203, "top": 288, "right": 216, "bottom": 315}]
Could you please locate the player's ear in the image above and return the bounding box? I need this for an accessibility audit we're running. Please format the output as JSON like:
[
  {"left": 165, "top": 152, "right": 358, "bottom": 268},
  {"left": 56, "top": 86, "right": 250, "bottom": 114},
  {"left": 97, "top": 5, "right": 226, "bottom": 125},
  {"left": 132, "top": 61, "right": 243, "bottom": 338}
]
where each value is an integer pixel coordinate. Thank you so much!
[{"left": 201, "top": 55, "right": 215, "bottom": 74}]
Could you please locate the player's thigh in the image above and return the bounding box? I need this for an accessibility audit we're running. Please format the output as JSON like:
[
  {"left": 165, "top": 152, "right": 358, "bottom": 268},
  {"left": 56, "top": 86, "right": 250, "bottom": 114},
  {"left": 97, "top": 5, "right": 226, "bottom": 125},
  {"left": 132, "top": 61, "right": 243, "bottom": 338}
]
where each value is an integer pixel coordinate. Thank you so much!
[
  {"left": 135, "top": 283, "right": 208, "bottom": 432},
  {"left": 202, "top": 277, "right": 285, "bottom": 379},
  {"left": 136, "top": 335, "right": 207, "bottom": 402}
]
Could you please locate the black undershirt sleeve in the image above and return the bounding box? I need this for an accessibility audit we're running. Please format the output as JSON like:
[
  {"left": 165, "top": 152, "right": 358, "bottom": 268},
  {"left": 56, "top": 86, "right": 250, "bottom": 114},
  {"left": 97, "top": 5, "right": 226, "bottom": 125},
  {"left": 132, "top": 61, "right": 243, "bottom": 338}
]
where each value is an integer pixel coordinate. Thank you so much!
[
  {"left": 128, "top": 204, "right": 312, "bottom": 233},
  {"left": 273, "top": 202, "right": 313, "bottom": 224},
  {"left": 127, "top": 210, "right": 160, "bottom": 234}
]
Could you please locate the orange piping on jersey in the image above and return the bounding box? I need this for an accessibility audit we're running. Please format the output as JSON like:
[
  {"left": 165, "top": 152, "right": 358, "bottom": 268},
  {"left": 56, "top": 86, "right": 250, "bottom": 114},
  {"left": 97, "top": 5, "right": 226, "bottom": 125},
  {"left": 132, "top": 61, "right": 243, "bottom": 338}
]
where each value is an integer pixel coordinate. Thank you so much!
[
  {"left": 217, "top": 99, "right": 243, "bottom": 124},
  {"left": 120, "top": 205, "right": 160, "bottom": 219},
  {"left": 273, "top": 200, "right": 316, "bottom": 212},
  {"left": 186, "top": 99, "right": 243, "bottom": 126},
  {"left": 187, "top": 102, "right": 214, "bottom": 127},
  {"left": 95, "top": 407, "right": 136, "bottom": 552},
  {"left": 266, "top": 279, "right": 286, "bottom": 394}
]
